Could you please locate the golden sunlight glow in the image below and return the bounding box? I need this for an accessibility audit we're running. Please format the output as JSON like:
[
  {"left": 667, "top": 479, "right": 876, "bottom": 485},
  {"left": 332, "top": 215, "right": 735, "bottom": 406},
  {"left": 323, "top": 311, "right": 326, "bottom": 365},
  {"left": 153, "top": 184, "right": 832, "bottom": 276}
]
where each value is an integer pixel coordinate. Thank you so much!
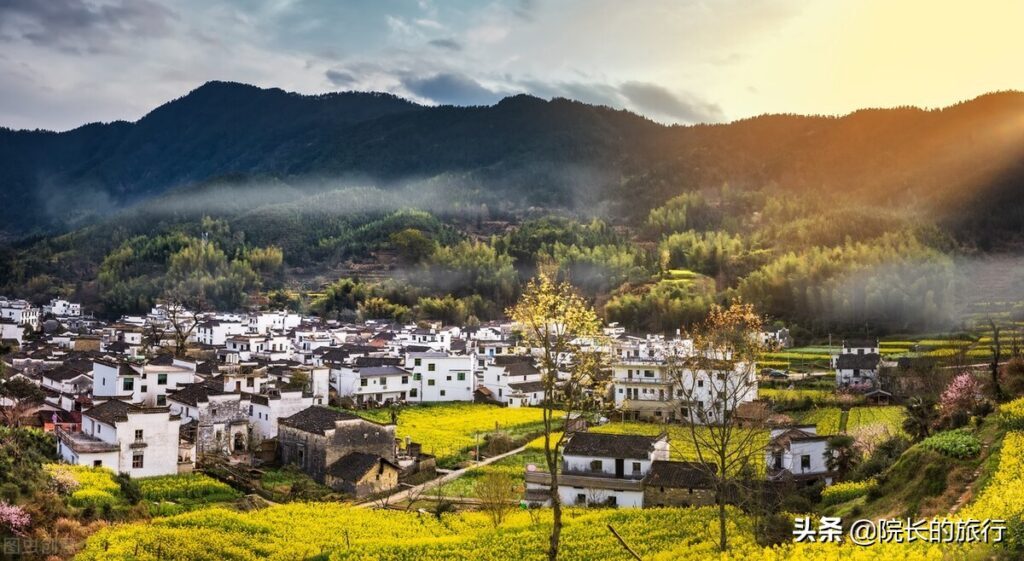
[{"left": 721, "top": 0, "right": 1024, "bottom": 117}]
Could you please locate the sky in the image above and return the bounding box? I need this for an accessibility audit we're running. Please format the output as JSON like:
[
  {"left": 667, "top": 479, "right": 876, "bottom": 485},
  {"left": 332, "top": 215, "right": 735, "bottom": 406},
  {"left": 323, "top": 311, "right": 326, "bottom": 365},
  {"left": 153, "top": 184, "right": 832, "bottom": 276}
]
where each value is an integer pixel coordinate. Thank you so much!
[{"left": 1, "top": 0, "right": 1023, "bottom": 131}]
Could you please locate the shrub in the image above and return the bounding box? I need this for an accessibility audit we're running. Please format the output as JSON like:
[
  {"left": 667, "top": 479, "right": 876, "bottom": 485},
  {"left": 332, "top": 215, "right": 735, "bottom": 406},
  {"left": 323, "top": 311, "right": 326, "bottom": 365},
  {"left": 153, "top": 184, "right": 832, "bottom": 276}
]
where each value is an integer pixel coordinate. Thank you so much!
[
  {"left": 920, "top": 428, "right": 982, "bottom": 459},
  {"left": 821, "top": 479, "right": 877, "bottom": 506}
]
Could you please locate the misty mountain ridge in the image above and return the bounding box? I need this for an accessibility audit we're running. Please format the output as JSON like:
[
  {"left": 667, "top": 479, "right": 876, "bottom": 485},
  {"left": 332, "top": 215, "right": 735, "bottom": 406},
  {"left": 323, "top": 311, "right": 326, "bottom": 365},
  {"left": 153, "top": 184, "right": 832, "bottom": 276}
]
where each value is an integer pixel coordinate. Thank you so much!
[{"left": 2, "top": 81, "right": 1024, "bottom": 245}]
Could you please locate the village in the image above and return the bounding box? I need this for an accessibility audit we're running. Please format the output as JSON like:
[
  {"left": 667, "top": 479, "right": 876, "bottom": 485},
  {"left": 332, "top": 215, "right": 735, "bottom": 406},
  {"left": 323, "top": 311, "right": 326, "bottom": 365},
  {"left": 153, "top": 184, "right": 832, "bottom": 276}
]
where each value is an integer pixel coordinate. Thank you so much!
[{"left": 0, "top": 294, "right": 897, "bottom": 509}]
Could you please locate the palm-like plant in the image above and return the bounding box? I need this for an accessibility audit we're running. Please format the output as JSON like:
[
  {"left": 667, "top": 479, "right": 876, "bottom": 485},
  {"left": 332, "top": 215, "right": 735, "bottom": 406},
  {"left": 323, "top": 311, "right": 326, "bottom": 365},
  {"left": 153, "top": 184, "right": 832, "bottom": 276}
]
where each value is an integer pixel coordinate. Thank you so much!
[
  {"left": 902, "top": 396, "right": 939, "bottom": 441},
  {"left": 824, "top": 435, "right": 860, "bottom": 481}
]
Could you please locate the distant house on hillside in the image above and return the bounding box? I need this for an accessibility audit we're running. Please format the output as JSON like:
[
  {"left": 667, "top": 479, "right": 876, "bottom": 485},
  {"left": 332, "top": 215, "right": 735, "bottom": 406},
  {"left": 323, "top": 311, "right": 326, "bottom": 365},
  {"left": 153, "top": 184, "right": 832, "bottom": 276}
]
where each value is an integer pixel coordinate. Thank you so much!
[{"left": 833, "top": 339, "right": 881, "bottom": 388}]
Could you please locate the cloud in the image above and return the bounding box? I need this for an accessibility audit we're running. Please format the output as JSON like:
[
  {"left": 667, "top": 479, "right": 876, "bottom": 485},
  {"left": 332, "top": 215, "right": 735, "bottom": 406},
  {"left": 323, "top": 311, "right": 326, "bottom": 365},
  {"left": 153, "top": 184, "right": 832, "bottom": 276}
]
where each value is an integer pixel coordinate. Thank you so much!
[
  {"left": 428, "top": 38, "right": 462, "bottom": 51},
  {"left": 619, "top": 81, "right": 724, "bottom": 123},
  {"left": 400, "top": 72, "right": 504, "bottom": 106},
  {"left": 0, "top": 0, "right": 176, "bottom": 53},
  {"left": 414, "top": 18, "right": 443, "bottom": 30},
  {"left": 325, "top": 69, "right": 357, "bottom": 87}
]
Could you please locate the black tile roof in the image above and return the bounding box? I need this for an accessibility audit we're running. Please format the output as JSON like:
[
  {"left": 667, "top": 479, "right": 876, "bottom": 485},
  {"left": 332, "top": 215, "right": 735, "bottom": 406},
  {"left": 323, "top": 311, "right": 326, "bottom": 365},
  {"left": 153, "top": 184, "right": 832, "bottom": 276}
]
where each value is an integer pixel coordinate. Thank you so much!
[
  {"left": 356, "top": 366, "right": 410, "bottom": 378},
  {"left": 508, "top": 381, "right": 545, "bottom": 393},
  {"left": 279, "top": 406, "right": 362, "bottom": 435},
  {"left": 326, "top": 452, "right": 397, "bottom": 481},
  {"left": 563, "top": 432, "right": 664, "bottom": 460},
  {"left": 84, "top": 399, "right": 138, "bottom": 425},
  {"left": 836, "top": 353, "right": 880, "bottom": 370},
  {"left": 645, "top": 460, "right": 716, "bottom": 488}
]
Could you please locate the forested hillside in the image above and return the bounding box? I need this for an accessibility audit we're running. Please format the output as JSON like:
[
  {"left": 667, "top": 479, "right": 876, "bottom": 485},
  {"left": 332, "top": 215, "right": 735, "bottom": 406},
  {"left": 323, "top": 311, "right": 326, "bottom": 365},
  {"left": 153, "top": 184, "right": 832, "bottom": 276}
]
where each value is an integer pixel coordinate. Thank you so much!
[{"left": 2, "top": 83, "right": 1024, "bottom": 337}]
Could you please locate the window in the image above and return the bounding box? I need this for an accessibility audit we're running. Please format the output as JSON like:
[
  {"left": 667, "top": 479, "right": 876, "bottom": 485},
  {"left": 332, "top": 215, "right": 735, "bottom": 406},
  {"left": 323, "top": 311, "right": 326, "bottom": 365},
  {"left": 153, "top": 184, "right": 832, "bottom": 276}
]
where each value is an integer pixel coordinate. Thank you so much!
[
  {"left": 410, "top": 388, "right": 418, "bottom": 398},
  {"left": 801, "top": 455, "right": 811, "bottom": 470},
  {"left": 457, "top": 372, "right": 466, "bottom": 381},
  {"left": 247, "top": 378, "right": 254, "bottom": 387},
  {"left": 576, "top": 493, "right": 586, "bottom": 505},
  {"left": 123, "top": 378, "right": 134, "bottom": 391},
  {"left": 632, "top": 462, "right": 641, "bottom": 474},
  {"left": 360, "top": 379, "right": 368, "bottom": 387},
  {"left": 401, "top": 376, "right": 408, "bottom": 384},
  {"left": 413, "top": 373, "right": 421, "bottom": 381},
  {"left": 157, "top": 373, "right": 167, "bottom": 385},
  {"left": 440, "top": 390, "right": 446, "bottom": 397},
  {"left": 697, "top": 380, "right": 704, "bottom": 388},
  {"left": 590, "top": 460, "right": 603, "bottom": 471},
  {"left": 156, "top": 395, "right": 166, "bottom": 406},
  {"left": 414, "top": 358, "right": 422, "bottom": 366},
  {"left": 446, "top": 375, "right": 452, "bottom": 381},
  {"left": 134, "top": 429, "right": 144, "bottom": 440},
  {"left": 427, "top": 379, "right": 435, "bottom": 386},
  {"left": 428, "top": 363, "right": 436, "bottom": 372},
  {"left": 93, "top": 460, "right": 102, "bottom": 467},
  {"left": 132, "top": 454, "right": 144, "bottom": 469},
  {"left": 380, "top": 377, "right": 387, "bottom": 386}
]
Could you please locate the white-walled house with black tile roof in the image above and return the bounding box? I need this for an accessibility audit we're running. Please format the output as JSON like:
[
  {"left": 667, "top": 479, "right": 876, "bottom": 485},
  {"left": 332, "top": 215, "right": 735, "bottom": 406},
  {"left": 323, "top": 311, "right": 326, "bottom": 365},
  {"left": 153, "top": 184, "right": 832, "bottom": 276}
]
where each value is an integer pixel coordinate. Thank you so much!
[
  {"left": 524, "top": 432, "right": 670, "bottom": 508},
  {"left": 92, "top": 356, "right": 196, "bottom": 407},
  {"left": 479, "top": 356, "right": 542, "bottom": 405},
  {"left": 56, "top": 399, "right": 184, "bottom": 477},
  {"left": 332, "top": 364, "right": 413, "bottom": 405}
]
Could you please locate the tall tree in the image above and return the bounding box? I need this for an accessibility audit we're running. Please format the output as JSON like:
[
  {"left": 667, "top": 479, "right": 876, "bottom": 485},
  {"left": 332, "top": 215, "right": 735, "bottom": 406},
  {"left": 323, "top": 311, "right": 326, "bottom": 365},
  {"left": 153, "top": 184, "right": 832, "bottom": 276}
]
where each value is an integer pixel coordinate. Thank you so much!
[
  {"left": 669, "top": 301, "right": 766, "bottom": 552},
  {"left": 989, "top": 319, "right": 1004, "bottom": 401},
  {"left": 507, "top": 272, "right": 606, "bottom": 561}
]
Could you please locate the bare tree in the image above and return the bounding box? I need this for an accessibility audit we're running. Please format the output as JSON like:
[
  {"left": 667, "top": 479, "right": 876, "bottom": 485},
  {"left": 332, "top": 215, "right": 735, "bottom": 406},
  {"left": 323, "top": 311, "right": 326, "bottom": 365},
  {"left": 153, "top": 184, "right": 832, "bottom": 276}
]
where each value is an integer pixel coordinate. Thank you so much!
[
  {"left": 475, "top": 470, "right": 518, "bottom": 527},
  {"left": 668, "top": 301, "right": 767, "bottom": 552},
  {"left": 507, "top": 272, "right": 608, "bottom": 561},
  {"left": 163, "top": 288, "right": 206, "bottom": 358}
]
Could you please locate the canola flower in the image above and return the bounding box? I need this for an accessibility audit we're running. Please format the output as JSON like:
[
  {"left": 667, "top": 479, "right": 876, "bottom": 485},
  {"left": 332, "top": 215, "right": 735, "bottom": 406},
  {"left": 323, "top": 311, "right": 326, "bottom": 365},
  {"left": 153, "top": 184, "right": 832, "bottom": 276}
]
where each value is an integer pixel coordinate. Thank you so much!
[
  {"left": 358, "top": 403, "right": 548, "bottom": 466},
  {"left": 74, "top": 431, "right": 1024, "bottom": 561}
]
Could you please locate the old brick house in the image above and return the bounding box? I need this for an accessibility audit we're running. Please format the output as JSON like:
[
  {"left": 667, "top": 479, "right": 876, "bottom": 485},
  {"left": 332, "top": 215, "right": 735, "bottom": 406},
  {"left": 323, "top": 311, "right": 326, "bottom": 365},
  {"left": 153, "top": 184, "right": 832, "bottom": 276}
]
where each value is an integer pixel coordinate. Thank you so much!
[
  {"left": 278, "top": 406, "right": 397, "bottom": 496},
  {"left": 643, "top": 460, "right": 716, "bottom": 507}
]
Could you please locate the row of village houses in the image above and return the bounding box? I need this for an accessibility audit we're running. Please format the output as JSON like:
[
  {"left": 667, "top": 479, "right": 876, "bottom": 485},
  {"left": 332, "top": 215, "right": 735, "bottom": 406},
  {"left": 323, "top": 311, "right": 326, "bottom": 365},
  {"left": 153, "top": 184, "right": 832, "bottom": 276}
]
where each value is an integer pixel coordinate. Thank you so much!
[{"left": 1, "top": 299, "right": 864, "bottom": 502}]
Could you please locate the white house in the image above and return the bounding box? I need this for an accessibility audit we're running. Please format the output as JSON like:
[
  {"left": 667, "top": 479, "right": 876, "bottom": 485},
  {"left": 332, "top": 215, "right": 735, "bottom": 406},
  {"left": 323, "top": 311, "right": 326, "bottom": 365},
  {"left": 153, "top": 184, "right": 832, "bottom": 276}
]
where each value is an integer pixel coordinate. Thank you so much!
[
  {"left": 194, "top": 319, "right": 247, "bottom": 346},
  {"left": 403, "top": 352, "right": 474, "bottom": 402},
  {"left": 479, "top": 356, "right": 542, "bottom": 405},
  {"left": 247, "top": 311, "right": 302, "bottom": 335},
  {"left": 56, "top": 399, "right": 184, "bottom": 477},
  {"left": 524, "top": 432, "right": 669, "bottom": 508},
  {"left": 333, "top": 365, "right": 413, "bottom": 404},
  {"left": 833, "top": 340, "right": 881, "bottom": 388},
  {"left": 92, "top": 357, "right": 196, "bottom": 407},
  {"left": 44, "top": 298, "right": 82, "bottom": 317},
  {"left": 0, "top": 299, "right": 40, "bottom": 330},
  {"left": 246, "top": 388, "right": 314, "bottom": 440},
  {"left": 610, "top": 359, "right": 758, "bottom": 424},
  {"left": 765, "top": 425, "right": 836, "bottom": 485}
]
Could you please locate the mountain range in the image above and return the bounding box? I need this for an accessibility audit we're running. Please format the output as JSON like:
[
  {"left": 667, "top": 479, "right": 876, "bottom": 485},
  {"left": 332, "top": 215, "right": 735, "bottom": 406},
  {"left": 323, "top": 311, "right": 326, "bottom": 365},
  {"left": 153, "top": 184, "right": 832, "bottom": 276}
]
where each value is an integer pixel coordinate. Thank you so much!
[{"left": 2, "top": 81, "right": 1024, "bottom": 245}]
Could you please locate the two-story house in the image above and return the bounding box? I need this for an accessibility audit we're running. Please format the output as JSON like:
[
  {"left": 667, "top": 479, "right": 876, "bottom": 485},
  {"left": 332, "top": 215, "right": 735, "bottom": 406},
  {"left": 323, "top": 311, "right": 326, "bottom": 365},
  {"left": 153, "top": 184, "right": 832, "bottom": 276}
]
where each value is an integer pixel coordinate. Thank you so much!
[
  {"left": 765, "top": 425, "right": 836, "bottom": 485},
  {"left": 833, "top": 339, "right": 881, "bottom": 388},
  {"left": 525, "top": 432, "right": 669, "bottom": 508},
  {"left": 56, "top": 399, "right": 184, "bottom": 477}
]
